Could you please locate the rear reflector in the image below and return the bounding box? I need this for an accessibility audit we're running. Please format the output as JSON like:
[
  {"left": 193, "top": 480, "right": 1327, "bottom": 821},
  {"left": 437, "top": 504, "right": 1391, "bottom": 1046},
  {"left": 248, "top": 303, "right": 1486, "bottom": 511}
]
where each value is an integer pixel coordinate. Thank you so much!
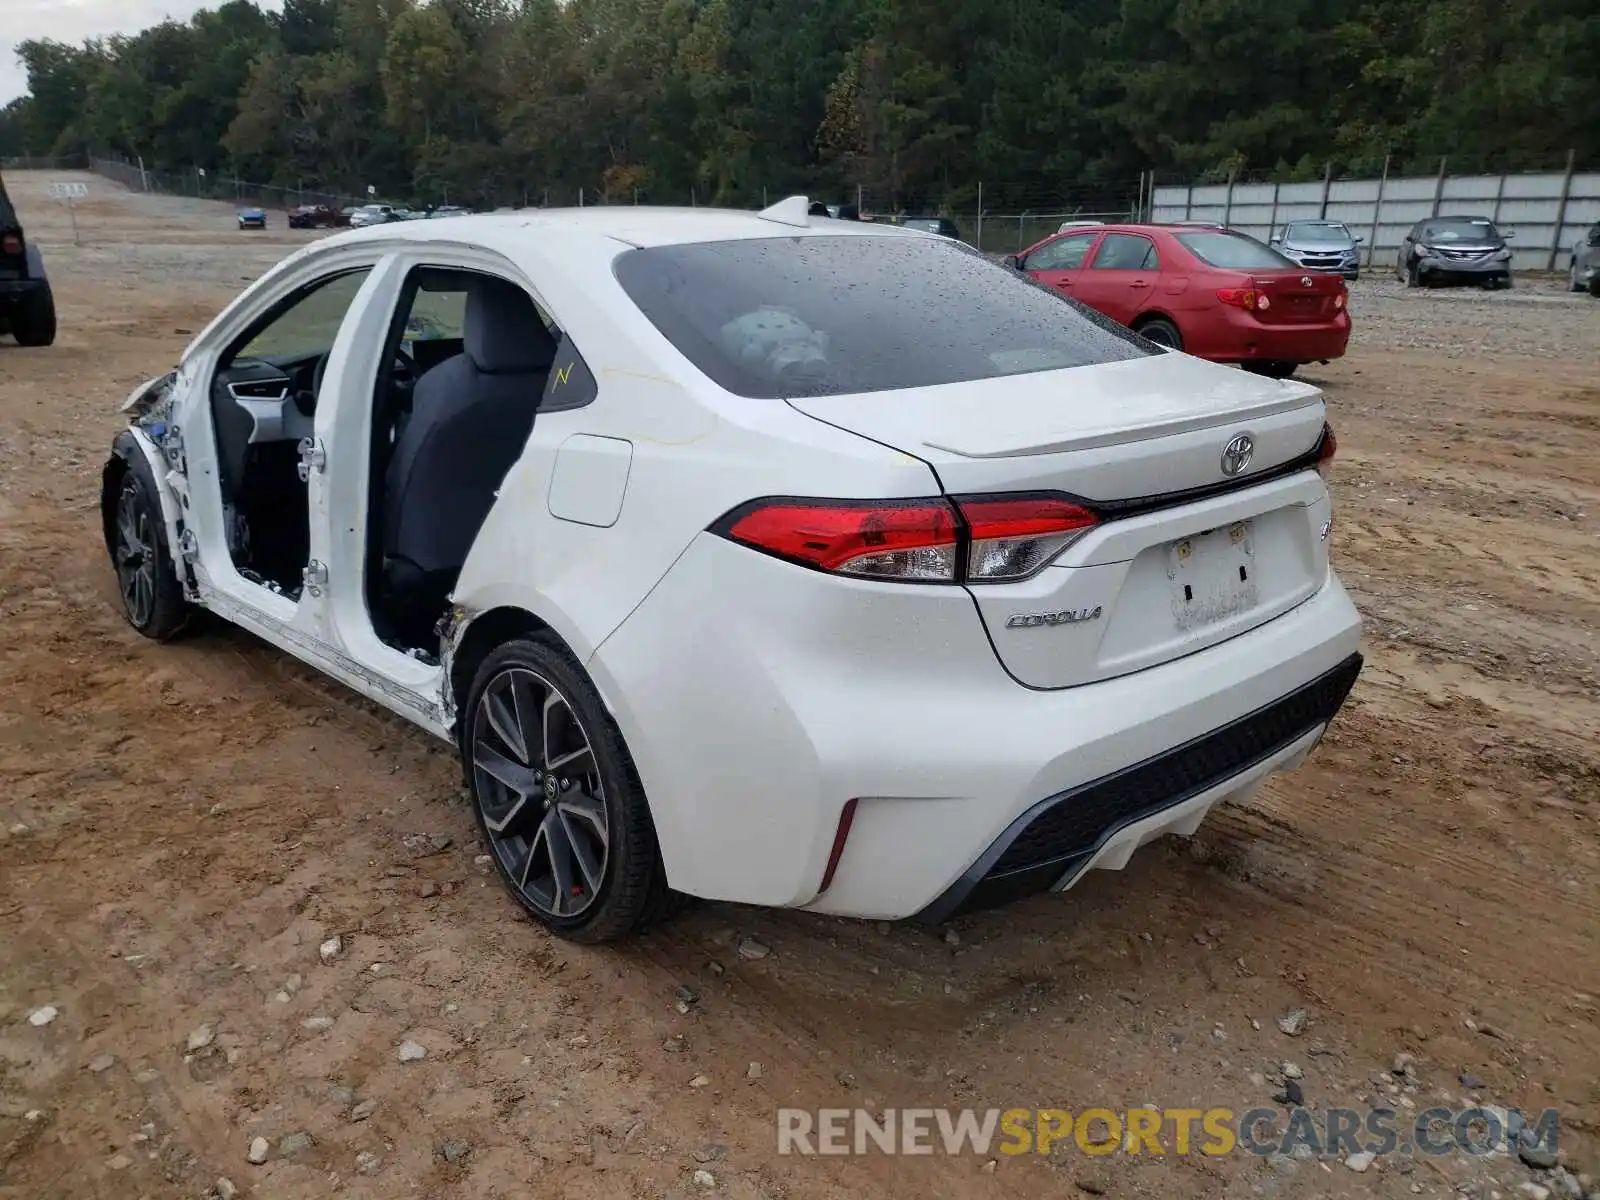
[
  {"left": 0, "top": 234, "right": 21, "bottom": 256},
  {"left": 817, "top": 798, "right": 859, "bottom": 894},
  {"left": 713, "top": 494, "right": 1099, "bottom": 583}
]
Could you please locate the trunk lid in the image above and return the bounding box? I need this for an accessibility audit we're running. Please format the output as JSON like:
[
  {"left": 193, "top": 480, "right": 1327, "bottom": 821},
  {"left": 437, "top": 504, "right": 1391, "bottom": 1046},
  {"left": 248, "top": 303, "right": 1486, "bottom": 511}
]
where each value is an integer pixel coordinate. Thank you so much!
[
  {"left": 1246, "top": 268, "right": 1345, "bottom": 323},
  {"left": 788, "top": 352, "right": 1333, "bottom": 688}
]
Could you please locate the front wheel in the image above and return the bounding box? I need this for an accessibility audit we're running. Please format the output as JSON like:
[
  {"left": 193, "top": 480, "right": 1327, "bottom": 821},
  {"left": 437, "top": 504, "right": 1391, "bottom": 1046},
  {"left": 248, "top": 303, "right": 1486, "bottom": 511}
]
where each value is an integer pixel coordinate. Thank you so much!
[
  {"left": 1589, "top": 274, "right": 1600, "bottom": 299},
  {"left": 1242, "top": 360, "right": 1299, "bottom": 380},
  {"left": 1404, "top": 260, "right": 1422, "bottom": 288},
  {"left": 1570, "top": 263, "right": 1585, "bottom": 293},
  {"left": 109, "top": 466, "right": 189, "bottom": 640},
  {"left": 463, "top": 634, "right": 675, "bottom": 943}
]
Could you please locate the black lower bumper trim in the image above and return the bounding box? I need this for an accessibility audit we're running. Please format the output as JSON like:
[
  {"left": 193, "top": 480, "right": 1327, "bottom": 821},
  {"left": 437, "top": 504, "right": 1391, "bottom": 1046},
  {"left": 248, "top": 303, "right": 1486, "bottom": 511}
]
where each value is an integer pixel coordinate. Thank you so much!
[{"left": 915, "top": 652, "right": 1363, "bottom": 924}]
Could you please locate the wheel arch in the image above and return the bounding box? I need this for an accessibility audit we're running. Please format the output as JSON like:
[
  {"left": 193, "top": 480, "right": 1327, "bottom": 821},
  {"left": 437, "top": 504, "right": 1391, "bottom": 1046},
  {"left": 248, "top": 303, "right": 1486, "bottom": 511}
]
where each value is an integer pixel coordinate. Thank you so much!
[
  {"left": 445, "top": 605, "right": 552, "bottom": 724},
  {"left": 102, "top": 429, "right": 192, "bottom": 596}
]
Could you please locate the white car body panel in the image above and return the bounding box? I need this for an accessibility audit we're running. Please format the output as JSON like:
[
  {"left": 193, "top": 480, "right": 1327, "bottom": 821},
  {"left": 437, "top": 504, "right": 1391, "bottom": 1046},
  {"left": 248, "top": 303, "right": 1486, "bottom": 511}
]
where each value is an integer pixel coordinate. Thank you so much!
[{"left": 109, "top": 204, "right": 1363, "bottom": 923}]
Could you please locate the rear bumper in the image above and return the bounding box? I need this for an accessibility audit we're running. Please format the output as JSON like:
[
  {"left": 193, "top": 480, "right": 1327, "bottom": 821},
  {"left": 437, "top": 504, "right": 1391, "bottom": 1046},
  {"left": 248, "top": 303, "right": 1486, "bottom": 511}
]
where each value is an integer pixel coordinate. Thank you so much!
[
  {"left": 591, "top": 532, "right": 1364, "bottom": 920},
  {"left": 0, "top": 277, "right": 44, "bottom": 300},
  {"left": 916, "top": 652, "right": 1361, "bottom": 921},
  {"left": 1209, "top": 308, "right": 1351, "bottom": 364}
]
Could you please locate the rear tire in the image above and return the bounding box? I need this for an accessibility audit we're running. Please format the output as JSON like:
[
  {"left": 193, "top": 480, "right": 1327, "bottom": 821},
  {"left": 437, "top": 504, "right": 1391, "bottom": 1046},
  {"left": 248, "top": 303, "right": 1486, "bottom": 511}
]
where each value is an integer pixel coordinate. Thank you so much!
[
  {"left": 1589, "top": 275, "right": 1600, "bottom": 299},
  {"left": 1570, "top": 264, "right": 1585, "bottom": 292},
  {"left": 1134, "top": 317, "right": 1183, "bottom": 351},
  {"left": 12, "top": 287, "right": 56, "bottom": 347},
  {"left": 462, "top": 633, "right": 677, "bottom": 944},
  {"left": 1242, "top": 360, "right": 1298, "bottom": 380}
]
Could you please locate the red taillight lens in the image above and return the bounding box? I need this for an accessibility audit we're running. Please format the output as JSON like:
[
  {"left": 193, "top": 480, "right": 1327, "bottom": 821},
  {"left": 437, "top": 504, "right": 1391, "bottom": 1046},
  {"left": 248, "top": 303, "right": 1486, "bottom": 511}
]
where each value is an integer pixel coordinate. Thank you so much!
[
  {"left": 714, "top": 494, "right": 1099, "bottom": 583},
  {"left": 957, "top": 495, "right": 1099, "bottom": 581},
  {"left": 1316, "top": 423, "right": 1338, "bottom": 478},
  {"left": 1216, "top": 287, "right": 1257, "bottom": 310},
  {"left": 1, "top": 234, "right": 21, "bottom": 256},
  {"left": 720, "top": 497, "right": 960, "bottom": 581}
]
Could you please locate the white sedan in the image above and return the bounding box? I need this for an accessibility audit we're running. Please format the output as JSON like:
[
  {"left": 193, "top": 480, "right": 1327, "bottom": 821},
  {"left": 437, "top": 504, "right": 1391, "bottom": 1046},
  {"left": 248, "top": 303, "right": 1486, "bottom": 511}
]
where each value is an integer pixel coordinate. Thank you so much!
[{"left": 101, "top": 197, "right": 1363, "bottom": 942}]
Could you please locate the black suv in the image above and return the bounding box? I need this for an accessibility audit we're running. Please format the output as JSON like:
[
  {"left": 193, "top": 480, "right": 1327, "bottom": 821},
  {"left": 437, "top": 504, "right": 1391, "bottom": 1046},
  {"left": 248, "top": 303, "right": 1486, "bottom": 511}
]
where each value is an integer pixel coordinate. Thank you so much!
[{"left": 0, "top": 173, "right": 56, "bottom": 346}]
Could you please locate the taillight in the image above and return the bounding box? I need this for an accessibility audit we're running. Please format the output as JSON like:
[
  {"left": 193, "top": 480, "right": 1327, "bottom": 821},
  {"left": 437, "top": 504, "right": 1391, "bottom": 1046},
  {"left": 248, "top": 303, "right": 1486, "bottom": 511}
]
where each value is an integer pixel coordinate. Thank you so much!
[
  {"left": 958, "top": 495, "right": 1099, "bottom": 581},
  {"left": 1333, "top": 292, "right": 1346, "bottom": 310},
  {"left": 1216, "top": 287, "right": 1257, "bottom": 310},
  {"left": 718, "top": 497, "right": 960, "bottom": 581},
  {"left": 713, "top": 494, "right": 1099, "bottom": 584},
  {"left": 1, "top": 234, "right": 21, "bottom": 256},
  {"left": 1315, "top": 423, "right": 1338, "bottom": 478}
]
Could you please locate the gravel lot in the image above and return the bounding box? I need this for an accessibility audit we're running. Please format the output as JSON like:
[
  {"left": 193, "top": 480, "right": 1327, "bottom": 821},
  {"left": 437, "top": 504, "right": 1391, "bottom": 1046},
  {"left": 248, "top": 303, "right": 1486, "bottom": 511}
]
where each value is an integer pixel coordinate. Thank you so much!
[{"left": 1, "top": 172, "right": 1598, "bottom": 1200}]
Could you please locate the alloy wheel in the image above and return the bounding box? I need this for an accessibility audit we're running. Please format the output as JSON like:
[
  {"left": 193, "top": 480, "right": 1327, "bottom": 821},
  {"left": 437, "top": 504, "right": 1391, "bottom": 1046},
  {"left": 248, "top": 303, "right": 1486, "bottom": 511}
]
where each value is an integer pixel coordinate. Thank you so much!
[
  {"left": 115, "top": 483, "right": 157, "bottom": 628},
  {"left": 471, "top": 667, "right": 610, "bottom": 919}
]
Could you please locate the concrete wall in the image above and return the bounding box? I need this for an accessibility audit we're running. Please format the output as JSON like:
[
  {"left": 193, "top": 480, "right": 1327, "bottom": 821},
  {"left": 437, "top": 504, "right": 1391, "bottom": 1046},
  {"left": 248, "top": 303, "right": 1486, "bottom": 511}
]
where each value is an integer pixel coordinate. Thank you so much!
[{"left": 1152, "top": 166, "right": 1600, "bottom": 274}]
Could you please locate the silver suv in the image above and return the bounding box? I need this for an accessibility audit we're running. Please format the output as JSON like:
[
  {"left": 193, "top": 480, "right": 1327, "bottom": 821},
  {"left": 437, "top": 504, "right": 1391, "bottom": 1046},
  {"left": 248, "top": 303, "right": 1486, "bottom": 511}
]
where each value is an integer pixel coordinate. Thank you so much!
[
  {"left": 1270, "top": 220, "right": 1363, "bottom": 281},
  {"left": 1569, "top": 222, "right": 1600, "bottom": 297}
]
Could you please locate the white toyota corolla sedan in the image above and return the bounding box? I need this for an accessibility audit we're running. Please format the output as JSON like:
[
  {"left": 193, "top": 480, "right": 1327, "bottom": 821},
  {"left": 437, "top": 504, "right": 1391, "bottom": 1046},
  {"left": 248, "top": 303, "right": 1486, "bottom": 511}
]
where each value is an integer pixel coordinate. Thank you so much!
[{"left": 101, "top": 198, "right": 1363, "bottom": 942}]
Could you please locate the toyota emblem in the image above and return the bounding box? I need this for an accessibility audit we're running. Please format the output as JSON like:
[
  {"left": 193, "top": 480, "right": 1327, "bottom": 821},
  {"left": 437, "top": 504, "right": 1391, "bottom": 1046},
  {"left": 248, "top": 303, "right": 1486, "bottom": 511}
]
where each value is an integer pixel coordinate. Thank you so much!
[
  {"left": 1221, "top": 433, "right": 1254, "bottom": 477},
  {"left": 1300, "top": 275, "right": 1314, "bottom": 288}
]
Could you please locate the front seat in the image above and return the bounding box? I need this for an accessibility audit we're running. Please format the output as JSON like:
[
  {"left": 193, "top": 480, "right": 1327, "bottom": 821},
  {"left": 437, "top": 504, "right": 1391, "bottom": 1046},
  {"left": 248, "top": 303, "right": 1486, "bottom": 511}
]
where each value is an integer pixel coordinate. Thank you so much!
[{"left": 380, "top": 276, "right": 556, "bottom": 644}]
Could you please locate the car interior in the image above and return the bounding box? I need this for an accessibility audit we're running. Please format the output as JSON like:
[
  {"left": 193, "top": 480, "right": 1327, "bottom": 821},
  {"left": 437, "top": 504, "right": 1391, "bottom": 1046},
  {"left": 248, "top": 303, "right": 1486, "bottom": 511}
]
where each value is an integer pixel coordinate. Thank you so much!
[{"left": 206, "top": 266, "right": 561, "bottom": 655}]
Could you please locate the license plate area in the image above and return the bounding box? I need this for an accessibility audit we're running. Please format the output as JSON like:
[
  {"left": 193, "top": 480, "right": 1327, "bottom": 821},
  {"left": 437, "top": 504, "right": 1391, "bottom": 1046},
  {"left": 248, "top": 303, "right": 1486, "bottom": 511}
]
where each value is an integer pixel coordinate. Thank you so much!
[{"left": 1167, "top": 520, "right": 1259, "bottom": 631}]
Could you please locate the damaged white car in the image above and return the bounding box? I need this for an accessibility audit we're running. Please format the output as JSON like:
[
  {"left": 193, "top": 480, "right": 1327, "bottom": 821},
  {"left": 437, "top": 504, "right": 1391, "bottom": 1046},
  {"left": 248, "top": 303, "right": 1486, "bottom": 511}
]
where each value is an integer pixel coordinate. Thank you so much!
[{"left": 102, "top": 198, "right": 1363, "bottom": 942}]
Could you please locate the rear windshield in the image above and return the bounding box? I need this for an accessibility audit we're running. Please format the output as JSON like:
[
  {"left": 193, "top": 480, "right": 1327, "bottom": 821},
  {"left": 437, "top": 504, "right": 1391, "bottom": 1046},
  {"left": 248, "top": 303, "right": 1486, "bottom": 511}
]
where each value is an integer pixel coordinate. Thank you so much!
[
  {"left": 612, "top": 235, "right": 1155, "bottom": 399},
  {"left": 1176, "top": 231, "right": 1297, "bottom": 270}
]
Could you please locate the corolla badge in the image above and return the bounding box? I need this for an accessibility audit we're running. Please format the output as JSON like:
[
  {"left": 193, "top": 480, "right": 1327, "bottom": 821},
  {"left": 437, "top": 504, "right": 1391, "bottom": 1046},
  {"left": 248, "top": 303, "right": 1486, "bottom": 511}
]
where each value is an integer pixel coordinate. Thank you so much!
[
  {"left": 1220, "top": 433, "right": 1255, "bottom": 477},
  {"left": 1005, "top": 606, "right": 1103, "bottom": 629}
]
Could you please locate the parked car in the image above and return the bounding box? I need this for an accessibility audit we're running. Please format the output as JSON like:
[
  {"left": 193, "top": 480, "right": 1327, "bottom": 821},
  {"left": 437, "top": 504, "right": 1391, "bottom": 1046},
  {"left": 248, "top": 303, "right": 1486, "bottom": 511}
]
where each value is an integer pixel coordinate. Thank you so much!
[
  {"left": 100, "top": 197, "right": 1361, "bottom": 942},
  {"left": 237, "top": 207, "right": 267, "bottom": 231},
  {"left": 896, "top": 216, "right": 963, "bottom": 240},
  {"left": 349, "top": 204, "right": 399, "bottom": 228},
  {"left": 288, "top": 204, "right": 344, "bottom": 230},
  {"left": 1005, "top": 222, "right": 1350, "bottom": 379},
  {"left": 1568, "top": 221, "right": 1600, "bottom": 297},
  {"left": 0, "top": 171, "right": 56, "bottom": 346},
  {"left": 1058, "top": 219, "right": 1106, "bottom": 233},
  {"left": 428, "top": 205, "right": 473, "bottom": 219},
  {"left": 1270, "top": 220, "right": 1363, "bottom": 280},
  {"left": 1395, "top": 215, "right": 1513, "bottom": 289}
]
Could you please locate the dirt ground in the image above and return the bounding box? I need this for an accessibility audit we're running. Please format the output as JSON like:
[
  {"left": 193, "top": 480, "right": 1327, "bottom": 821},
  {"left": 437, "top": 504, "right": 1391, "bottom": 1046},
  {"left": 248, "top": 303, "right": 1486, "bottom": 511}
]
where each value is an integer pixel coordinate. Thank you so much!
[{"left": 1, "top": 170, "right": 1597, "bottom": 1200}]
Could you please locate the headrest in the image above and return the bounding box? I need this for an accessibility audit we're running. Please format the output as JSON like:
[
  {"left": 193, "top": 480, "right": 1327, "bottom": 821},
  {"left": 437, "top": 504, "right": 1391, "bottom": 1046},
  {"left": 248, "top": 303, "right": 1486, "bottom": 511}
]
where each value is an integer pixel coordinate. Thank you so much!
[{"left": 464, "top": 276, "right": 558, "bottom": 374}]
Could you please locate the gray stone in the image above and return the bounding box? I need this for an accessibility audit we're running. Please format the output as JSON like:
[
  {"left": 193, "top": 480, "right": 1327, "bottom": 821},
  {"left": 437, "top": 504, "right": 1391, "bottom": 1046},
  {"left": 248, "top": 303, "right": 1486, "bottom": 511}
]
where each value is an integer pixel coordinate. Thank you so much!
[
  {"left": 1277, "top": 1008, "right": 1308, "bottom": 1037},
  {"left": 186, "top": 1024, "right": 215, "bottom": 1051},
  {"left": 1521, "top": 1144, "right": 1560, "bottom": 1171},
  {"left": 737, "top": 937, "right": 771, "bottom": 960},
  {"left": 27, "top": 1005, "right": 58, "bottom": 1027},
  {"left": 86, "top": 1054, "right": 116, "bottom": 1073},
  {"left": 319, "top": 935, "right": 343, "bottom": 963},
  {"left": 214, "top": 1179, "right": 238, "bottom": 1200},
  {"left": 350, "top": 1099, "right": 378, "bottom": 1123},
  {"left": 301, "top": 1015, "right": 335, "bottom": 1032},
  {"left": 397, "top": 1039, "right": 427, "bottom": 1063},
  {"left": 1281, "top": 1062, "right": 1303, "bottom": 1080},
  {"left": 440, "top": 1140, "right": 471, "bottom": 1163},
  {"left": 693, "top": 1169, "right": 716, "bottom": 1188},
  {"left": 246, "top": 1136, "right": 269, "bottom": 1165},
  {"left": 1344, "top": 1151, "right": 1376, "bottom": 1172},
  {"left": 279, "top": 1132, "right": 314, "bottom": 1157},
  {"left": 355, "top": 1150, "right": 381, "bottom": 1175}
]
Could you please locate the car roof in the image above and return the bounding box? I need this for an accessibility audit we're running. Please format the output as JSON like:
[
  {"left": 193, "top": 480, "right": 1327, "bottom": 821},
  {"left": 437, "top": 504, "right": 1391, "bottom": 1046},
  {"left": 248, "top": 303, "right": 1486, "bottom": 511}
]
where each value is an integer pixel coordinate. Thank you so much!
[{"left": 317, "top": 202, "right": 934, "bottom": 251}]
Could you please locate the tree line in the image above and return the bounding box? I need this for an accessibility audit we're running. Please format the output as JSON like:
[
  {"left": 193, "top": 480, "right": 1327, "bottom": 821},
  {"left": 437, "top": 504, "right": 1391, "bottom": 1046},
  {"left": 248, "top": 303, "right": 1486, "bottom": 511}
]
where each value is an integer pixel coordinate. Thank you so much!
[{"left": 2, "top": 0, "right": 1596, "bottom": 212}]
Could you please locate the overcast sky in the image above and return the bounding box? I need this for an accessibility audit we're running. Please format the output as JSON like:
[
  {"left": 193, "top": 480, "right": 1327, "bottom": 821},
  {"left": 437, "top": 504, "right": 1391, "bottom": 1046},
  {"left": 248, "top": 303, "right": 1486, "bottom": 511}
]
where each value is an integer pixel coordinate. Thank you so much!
[{"left": 2, "top": 0, "right": 283, "bottom": 105}]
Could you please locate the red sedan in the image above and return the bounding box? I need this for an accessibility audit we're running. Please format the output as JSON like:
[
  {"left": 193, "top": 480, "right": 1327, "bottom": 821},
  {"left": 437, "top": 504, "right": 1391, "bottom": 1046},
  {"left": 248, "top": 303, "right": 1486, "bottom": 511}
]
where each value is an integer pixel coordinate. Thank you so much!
[{"left": 1004, "top": 222, "right": 1351, "bottom": 378}]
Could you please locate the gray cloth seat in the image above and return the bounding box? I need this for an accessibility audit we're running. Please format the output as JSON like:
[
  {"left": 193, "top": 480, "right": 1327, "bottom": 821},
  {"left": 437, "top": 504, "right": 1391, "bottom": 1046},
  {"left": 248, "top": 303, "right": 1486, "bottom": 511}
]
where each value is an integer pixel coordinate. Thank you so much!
[{"left": 380, "top": 276, "right": 556, "bottom": 641}]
